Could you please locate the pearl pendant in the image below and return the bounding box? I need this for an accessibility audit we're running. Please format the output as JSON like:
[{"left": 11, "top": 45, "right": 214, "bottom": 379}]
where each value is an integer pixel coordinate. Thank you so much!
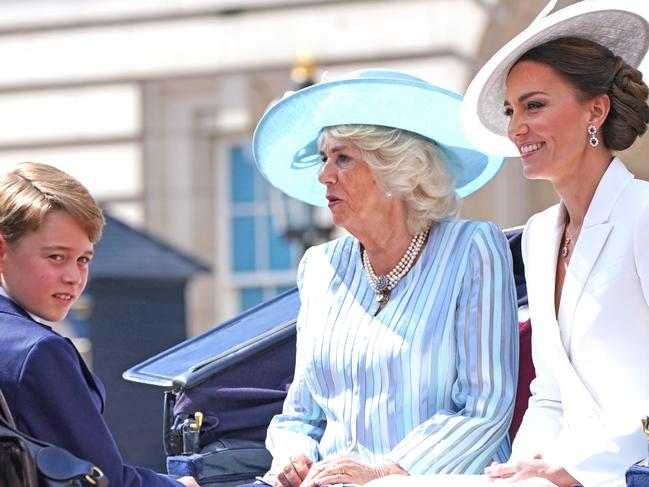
[
  {"left": 362, "top": 226, "right": 430, "bottom": 308},
  {"left": 376, "top": 292, "right": 389, "bottom": 305}
]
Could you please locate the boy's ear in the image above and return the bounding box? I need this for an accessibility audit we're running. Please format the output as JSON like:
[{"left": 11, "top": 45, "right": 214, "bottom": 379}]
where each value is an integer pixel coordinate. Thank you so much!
[{"left": 0, "top": 234, "right": 7, "bottom": 273}]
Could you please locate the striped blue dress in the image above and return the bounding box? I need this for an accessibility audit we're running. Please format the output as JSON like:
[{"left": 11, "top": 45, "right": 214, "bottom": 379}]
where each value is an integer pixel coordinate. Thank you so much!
[{"left": 266, "top": 219, "right": 519, "bottom": 475}]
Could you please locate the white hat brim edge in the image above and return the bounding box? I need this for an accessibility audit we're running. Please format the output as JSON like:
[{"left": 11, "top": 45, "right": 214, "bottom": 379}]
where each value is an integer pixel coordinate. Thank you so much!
[{"left": 461, "top": 0, "right": 649, "bottom": 158}]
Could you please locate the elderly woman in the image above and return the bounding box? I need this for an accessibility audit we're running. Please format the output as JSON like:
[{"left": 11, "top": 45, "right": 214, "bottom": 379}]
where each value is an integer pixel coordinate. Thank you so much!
[
  {"left": 248, "top": 69, "right": 519, "bottom": 487},
  {"left": 459, "top": 1, "right": 649, "bottom": 486}
]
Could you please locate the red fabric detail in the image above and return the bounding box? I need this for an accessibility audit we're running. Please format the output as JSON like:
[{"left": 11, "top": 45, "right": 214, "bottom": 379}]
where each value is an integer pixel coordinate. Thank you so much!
[{"left": 510, "top": 318, "right": 535, "bottom": 441}]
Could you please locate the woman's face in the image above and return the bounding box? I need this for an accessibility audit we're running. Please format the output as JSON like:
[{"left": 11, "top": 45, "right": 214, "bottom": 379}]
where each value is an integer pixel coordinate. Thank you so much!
[
  {"left": 505, "top": 60, "right": 594, "bottom": 182},
  {"left": 317, "top": 135, "right": 389, "bottom": 233}
]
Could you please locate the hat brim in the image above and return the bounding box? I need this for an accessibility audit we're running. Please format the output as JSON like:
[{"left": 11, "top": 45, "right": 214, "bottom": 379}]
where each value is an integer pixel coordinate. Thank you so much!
[
  {"left": 253, "top": 76, "right": 504, "bottom": 207},
  {"left": 462, "top": 0, "right": 649, "bottom": 157}
]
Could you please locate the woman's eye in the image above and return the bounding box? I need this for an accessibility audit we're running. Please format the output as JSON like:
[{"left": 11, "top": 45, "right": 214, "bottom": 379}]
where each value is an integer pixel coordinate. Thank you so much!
[
  {"left": 48, "top": 254, "right": 64, "bottom": 262},
  {"left": 336, "top": 154, "right": 352, "bottom": 165},
  {"left": 503, "top": 107, "right": 513, "bottom": 117},
  {"left": 78, "top": 256, "right": 91, "bottom": 265},
  {"left": 527, "top": 101, "right": 544, "bottom": 110}
]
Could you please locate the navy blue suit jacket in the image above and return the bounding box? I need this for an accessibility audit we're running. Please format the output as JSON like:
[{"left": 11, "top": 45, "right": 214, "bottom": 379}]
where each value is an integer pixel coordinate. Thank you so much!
[{"left": 0, "top": 294, "right": 181, "bottom": 487}]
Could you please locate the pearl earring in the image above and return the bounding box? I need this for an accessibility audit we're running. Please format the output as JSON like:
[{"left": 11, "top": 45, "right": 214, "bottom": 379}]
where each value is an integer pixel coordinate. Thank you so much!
[{"left": 588, "top": 125, "right": 599, "bottom": 147}]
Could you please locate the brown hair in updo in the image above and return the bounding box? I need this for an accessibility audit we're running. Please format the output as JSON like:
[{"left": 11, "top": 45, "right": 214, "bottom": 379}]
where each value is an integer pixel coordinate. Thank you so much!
[{"left": 514, "top": 36, "right": 649, "bottom": 151}]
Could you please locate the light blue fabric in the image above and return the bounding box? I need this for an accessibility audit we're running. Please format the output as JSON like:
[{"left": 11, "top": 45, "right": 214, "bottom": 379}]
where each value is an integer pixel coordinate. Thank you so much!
[
  {"left": 253, "top": 69, "right": 505, "bottom": 207},
  {"left": 265, "top": 219, "right": 519, "bottom": 475}
]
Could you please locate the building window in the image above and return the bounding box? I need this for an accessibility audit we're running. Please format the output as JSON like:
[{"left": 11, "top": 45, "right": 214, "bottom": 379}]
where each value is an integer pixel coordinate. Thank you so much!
[{"left": 229, "top": 144, "right": 299, "bottom": 311}]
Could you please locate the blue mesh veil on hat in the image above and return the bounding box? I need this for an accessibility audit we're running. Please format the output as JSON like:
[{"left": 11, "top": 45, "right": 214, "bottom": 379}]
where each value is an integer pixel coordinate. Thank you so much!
[{"left": 253, "top": 69, "right": 505, "bottom": 207}]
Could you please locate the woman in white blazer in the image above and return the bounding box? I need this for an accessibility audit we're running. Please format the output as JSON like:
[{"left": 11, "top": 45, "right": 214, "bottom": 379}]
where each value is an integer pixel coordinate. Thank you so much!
[{"left": 459, "top": 1, "right": 649, "bottom": 486}]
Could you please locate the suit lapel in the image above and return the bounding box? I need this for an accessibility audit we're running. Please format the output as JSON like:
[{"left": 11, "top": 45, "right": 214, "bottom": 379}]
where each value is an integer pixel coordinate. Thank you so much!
[
  {"left": 528, "top": 206, "right": 603, "bottom": 413},
  {"left": 559, "top": 225, "right": 612, "bottom": 350},
  {"left": 63, "top": 336, "right": 106, "bottom": 412},
  {"left": 527, "top": 204, "right": 564, "bottom": 344},
  {"left": 559, "top": 158, "right": 632, "bottom": 347},
  {"left": 524, "top": 159, "right": 635, "bottom": 414},
  {"left": 0, "top": 294, "right": 106, "bottom": 412}
]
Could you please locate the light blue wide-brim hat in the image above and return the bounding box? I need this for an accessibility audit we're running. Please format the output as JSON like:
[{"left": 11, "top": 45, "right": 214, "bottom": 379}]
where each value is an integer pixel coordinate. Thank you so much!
[{"left": 252, "top": 69, "right": 505, "bottom": 207}]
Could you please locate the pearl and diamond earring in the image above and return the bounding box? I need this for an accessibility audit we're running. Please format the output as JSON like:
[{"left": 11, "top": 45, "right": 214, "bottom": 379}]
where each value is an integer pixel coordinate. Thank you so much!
[{"left": 588, "top": 124, "right": 599, "bottom": 147}]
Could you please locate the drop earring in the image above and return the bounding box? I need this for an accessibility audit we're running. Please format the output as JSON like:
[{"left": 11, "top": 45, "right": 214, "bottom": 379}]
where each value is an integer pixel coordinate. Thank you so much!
[{"left": 588, "top": 125, "right": 599, "bottom": 147}]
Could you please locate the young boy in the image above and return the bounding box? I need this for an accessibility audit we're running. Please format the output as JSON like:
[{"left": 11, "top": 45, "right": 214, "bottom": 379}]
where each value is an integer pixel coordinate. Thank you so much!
[{"left": 0, "top": 162, "right": 198, "bottom": 487}]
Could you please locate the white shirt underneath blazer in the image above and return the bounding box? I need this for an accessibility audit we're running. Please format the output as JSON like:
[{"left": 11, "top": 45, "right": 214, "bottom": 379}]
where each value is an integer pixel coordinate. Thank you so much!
[{"left": 513, "top": 158, "right": 649, "bottom": 487}]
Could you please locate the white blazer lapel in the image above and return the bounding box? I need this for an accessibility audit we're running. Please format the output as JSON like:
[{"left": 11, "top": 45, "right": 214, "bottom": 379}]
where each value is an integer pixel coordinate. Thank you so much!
[
  {"left": 526, "top": 204, "right": 564, "bottom": 341},
  {"left": 559, "top": 224, "right": 612, "bottom": 350},
  {"left": 525, "top": 204, "right": 605, "bottom": 424},
  {"left": 559, "top": 158, "right": 633, "bottom": 346}
]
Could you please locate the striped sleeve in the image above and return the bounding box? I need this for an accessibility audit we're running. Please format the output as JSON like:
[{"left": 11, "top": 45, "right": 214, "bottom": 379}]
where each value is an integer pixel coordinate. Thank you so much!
[
  {"left": 265, "top": 248, "right": 326, "bottom": 461},
  {"left": 387, "top": 222, "right": 519, "bottom": 474}
]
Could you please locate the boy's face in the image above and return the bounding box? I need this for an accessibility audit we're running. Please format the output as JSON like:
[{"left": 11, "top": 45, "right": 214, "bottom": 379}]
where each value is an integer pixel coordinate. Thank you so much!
[{"left": 0, "top": 210, "right": 94, "bottom": 322}]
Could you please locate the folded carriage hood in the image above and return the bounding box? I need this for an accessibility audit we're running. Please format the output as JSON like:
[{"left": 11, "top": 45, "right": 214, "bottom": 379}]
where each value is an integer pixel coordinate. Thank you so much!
[{"left": 122, "top": 287, "right": 300, "bottom": 389}]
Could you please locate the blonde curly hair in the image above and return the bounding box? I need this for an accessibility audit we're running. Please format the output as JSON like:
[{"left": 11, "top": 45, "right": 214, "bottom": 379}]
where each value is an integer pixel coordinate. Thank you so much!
[{"left": 320, "top": 124, "right": 459, "bottom": 234}]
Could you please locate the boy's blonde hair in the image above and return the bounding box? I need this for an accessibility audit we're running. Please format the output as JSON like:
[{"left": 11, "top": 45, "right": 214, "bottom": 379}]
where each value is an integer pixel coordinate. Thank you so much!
[{"left": 0, "top": 162, "right": 104, "bottom": 244}]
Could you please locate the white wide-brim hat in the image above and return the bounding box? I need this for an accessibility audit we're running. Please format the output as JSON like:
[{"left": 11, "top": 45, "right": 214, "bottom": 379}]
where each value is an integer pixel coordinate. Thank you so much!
[
  {"left": 253, "top": 69, "right": 504, "bottom": 207},
  {"left": 462, "top": 0, "right": 649, "bottom": 157}
]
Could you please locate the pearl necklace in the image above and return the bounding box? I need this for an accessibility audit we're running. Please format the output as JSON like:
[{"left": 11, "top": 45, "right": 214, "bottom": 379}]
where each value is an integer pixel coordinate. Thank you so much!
[{"left": 362, "top": 228, "right": 429, "bottom": 305}]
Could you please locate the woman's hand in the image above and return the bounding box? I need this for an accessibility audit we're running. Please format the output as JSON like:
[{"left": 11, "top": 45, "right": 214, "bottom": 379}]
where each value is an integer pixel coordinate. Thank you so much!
[
  {"left": 263, "top": 454, "right": 314, "bottom": 487},
  {"left": 484, "top": 454, "right": 578, "bottom": 486},
  {"left": 300, "top": 456, "right": 407, "bottom": 487},
  {"left": 177, "top": 476, "right": 201, "bottom": 487}
]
